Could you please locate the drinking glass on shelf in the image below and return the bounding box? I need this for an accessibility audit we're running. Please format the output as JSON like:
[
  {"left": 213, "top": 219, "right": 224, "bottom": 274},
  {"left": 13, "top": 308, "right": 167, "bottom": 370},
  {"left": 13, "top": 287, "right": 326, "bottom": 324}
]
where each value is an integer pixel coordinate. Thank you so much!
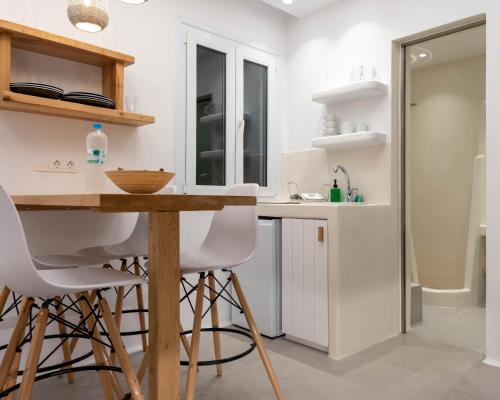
[
  {"left": 367, "top": 66, "right": 377, "bottom": 80},
  {"left": 350, "top": 65, "right": 365, "bottom": 82},
  {"left": 125, "top": 95, "right": 137, "bottom": 113},
  {"left": 341, "top": 121, "right": 355, "bottom": 134},
  {"left": 356, "top": 122, "right": 369, "bottom": 132}
]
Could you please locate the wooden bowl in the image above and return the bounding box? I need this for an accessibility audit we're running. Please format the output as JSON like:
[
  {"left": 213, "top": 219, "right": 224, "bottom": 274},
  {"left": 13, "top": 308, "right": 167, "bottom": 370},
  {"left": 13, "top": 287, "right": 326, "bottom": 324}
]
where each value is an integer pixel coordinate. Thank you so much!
[{"left": 105, "top": 170, "right": 175, "bottom": 194}]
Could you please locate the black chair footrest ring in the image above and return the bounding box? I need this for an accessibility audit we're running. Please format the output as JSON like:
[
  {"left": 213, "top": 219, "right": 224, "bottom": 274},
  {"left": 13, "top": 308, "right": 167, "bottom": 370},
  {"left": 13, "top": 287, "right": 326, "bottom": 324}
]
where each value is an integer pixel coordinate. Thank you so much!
[
  {"left": 0, "top": 333, "right": 97, "bottom": 376},
  {"left": 0, "top": 365, "right": 123, "bottom": 398},
  {"left": 180, "top": 327, "right": 256, "bottom": 367},
  {"left": 100, "top": 328, "right": 149, "bottom": 338},
  {"left": 105, "top": 308, "right": 149, "bottom": 337}
]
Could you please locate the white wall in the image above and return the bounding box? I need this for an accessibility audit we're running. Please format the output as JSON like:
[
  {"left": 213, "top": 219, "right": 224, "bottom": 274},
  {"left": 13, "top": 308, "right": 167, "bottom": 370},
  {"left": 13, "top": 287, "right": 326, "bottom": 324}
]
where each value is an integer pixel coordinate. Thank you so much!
[
  {"left": 0, "top": 0, "right": 287, "bottom": 194},
  {"left": 284, "top": 0, "right": 500, "bottom": 364},
  {"left": 285, "top": 0, "right": 490, "bottom": 202},
  {"left": 0, "top": 0, "right": 287, "bottom": 348}
]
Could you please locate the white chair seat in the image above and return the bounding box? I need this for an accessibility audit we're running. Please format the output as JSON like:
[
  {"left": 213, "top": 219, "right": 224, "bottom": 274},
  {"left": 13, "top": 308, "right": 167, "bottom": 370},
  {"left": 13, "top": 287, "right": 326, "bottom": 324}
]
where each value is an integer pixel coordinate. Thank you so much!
[
  {"left": 78, "top": 242, "right": 145, "bottom": 261},
  {"left": 33, "top": 254, "right": 104, "bottom": 270},
  {"left": 180, "top": 251, "right": 250, "bottom": 275},
  {"left": 38, "top": 267, "right": 146, "bottom": 296}
]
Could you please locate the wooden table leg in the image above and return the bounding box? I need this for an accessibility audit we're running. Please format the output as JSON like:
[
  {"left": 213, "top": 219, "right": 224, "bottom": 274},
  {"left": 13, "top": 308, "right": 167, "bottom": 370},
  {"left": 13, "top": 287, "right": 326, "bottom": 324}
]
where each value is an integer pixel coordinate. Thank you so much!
[{"left": 148, "top": 211, "right": 180, "bottom": 400}]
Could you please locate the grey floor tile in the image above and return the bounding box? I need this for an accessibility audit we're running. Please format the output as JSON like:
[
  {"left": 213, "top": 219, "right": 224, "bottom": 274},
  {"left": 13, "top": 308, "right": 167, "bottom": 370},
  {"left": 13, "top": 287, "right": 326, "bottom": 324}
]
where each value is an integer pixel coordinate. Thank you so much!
[
  {"left": 267, "top": 353, "right": 377, "bottom": 400},
  {"left": 439, "top": 388, "right": 488, "bottom": 400},
  {"left": 441, "top": 362, "right": 500, "bottom": 400},
  {"left": 380, "top": 342, "right": 482, "bottom": 380},
  {"left": 411, "top": 306, "right": 485, "bottom": 354},
  {"left": 340, "top": 360, "right": 415, "bottom": 394},
  {"left": 381, "top": 374, "right": 487, "bottom": 400},
  {"left": 18, "top": 326, "right": 498, "bottom": 400}
]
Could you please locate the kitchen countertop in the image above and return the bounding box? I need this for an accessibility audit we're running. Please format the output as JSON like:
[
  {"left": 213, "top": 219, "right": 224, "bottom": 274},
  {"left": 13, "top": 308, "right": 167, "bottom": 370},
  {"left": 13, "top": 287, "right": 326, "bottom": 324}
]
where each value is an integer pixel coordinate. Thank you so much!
[
  {"left": 257, "top": 201, "right": 390, "bottom": 218},
  {"left": 257, "top": 199, "right": 398, "bottom": 361}
]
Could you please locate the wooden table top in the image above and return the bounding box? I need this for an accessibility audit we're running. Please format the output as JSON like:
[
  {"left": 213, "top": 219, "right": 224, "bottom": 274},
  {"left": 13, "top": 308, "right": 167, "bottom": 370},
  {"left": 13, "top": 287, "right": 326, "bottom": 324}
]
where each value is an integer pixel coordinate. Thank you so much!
[{"left": 12, "top": 193, "right": 257, "bottom": 212}]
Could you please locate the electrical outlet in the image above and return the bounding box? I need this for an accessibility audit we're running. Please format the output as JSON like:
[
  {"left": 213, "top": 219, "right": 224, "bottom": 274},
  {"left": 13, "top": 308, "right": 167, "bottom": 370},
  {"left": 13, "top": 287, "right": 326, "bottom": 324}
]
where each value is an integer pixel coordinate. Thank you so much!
[
  {"left": 35, "top": 158, "right": 78, "bottom": 174},
  {"left": 65, "top": 160, "right": 77, "bottom": 172}
]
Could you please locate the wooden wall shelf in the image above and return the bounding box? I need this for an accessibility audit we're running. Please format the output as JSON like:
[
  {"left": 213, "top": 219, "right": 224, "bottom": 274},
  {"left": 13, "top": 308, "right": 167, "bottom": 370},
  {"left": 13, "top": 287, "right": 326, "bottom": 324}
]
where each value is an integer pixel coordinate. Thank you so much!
[
  {"left": 1, "top": 91, "right": 154, "bottom": 127},
  {"left": 0, "top": 19, "right": 134, "bottom": 67},
  {"left": 0, "top": 19, "right": 155, "bottom": 126}
]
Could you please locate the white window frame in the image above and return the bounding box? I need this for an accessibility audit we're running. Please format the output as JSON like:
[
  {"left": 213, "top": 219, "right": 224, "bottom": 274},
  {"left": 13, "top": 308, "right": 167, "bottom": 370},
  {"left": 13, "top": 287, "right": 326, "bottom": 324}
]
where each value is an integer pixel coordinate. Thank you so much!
[
  {"left": 236, "top": 44, "right": 278, "bottom": 197},
  {"left": 179, "top": 23, "right": 279, "bottom": 197},
  {"left": 185, "top": 27, "right": 236, "bottom": 194}
]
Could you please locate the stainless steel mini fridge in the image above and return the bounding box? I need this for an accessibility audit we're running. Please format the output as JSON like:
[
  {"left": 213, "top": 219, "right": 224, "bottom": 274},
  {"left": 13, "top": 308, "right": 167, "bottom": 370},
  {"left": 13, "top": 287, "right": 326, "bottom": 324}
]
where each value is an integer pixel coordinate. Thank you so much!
[{"left": 231, "top": 218, "right": 283, "bottom": 338}]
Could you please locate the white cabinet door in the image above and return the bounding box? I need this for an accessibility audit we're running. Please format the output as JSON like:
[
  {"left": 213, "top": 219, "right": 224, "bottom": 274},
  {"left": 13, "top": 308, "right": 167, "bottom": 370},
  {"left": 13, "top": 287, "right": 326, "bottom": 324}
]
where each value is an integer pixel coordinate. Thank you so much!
[{"left": 282, "top": 218, "right": 328, "bottom": 349}]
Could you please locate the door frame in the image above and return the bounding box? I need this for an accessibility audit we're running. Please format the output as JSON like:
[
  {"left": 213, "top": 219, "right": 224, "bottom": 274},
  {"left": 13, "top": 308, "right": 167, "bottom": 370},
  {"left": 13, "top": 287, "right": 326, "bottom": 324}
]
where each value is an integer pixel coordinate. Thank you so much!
[{"left": 393, "top": 14, "right": 486, "bottom": 333}]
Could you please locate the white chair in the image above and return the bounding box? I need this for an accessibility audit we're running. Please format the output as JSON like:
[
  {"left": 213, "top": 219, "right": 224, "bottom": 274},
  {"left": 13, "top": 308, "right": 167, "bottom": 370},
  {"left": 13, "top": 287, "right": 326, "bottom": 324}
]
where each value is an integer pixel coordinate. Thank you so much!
[
  {"left": 142, "top": 184, "right": 284, "bottom": 400},
  {"left": 76, "top": 185, "right": 176, "bottom": 262},
  {"left": 30, "top": 186, "right": 177, "bottom": 356},
  {"left": 75, "top": 187, "right": 175, "bottom": 350},
  {"left": 0, "top": 185, "right": 146, "bottom": 400},
  {"left": 32, "top": 213, "right": 151, "bottom": 352},
  {"left": 33, "top": 186, "right": 176, "bottom": 268}
]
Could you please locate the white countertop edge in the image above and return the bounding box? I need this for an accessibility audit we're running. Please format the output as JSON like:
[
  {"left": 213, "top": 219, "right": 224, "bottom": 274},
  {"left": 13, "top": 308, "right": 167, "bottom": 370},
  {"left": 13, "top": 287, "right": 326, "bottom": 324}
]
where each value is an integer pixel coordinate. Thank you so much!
[{"left": 258, "top": 201, "right": 390, "bottom": 207}]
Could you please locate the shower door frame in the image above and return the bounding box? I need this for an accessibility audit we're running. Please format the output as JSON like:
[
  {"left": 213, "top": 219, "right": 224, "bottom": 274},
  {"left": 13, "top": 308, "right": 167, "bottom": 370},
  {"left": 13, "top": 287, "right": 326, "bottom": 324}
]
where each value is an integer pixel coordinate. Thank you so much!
[{"left": 396, "top": 15, "right": 486, "bottom": 333}]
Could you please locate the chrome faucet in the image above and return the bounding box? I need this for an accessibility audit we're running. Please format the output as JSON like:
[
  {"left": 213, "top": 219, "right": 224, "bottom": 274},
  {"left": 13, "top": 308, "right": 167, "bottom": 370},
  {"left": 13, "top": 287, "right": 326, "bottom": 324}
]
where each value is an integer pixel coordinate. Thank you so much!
[{"left": 333, "top": 165, "right": 358, "bottom": 202}]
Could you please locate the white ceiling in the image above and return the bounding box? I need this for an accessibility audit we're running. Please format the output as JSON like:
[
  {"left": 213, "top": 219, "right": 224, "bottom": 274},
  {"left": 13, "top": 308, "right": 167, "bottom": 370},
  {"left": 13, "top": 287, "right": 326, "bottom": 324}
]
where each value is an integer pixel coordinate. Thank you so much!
[
  {"left": 408, "top": 25, "right": 486, "bottom": 70},
  {"left": 259, "top": 0, "right": 342, "bottom": 17}
]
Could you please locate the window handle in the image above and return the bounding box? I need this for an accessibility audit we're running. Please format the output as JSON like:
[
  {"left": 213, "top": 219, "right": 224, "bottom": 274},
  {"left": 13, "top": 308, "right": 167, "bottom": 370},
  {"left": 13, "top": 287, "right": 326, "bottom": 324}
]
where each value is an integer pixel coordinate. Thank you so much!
[{"left": 238, "top": 119, "right": 246, "bottom": 138}]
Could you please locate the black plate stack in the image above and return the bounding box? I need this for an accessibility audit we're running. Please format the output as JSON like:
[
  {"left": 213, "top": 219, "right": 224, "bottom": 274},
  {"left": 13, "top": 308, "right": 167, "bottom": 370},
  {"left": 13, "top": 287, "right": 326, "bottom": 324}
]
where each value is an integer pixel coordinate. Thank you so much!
[
  {"left": 62, "top": 92, "right": 116, "bottom": 109},
  {"left": 10, "top": 82, "right": 64, "bottom": 99}
]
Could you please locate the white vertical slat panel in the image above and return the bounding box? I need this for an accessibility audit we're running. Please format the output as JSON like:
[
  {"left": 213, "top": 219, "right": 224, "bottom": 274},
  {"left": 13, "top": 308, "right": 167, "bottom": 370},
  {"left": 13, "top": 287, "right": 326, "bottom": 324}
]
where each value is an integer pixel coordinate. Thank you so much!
[
  {"left": 281, "top": 218, "right": 293, "bottom": 335},
  {"left": 303, "top": 219, "right": 316, "bottom": 343},
  {"left": 315, "top": 220, "right": 329, "bottom": 347},
  {"left": 292, "top": 219, "right": 304, "bottom": 338}
]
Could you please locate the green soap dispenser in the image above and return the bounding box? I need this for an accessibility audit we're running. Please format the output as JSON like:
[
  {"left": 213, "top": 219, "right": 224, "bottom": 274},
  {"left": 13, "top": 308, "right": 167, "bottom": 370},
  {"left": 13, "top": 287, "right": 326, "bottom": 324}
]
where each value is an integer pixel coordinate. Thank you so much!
[{"left": 330, "top": 179, "right": 341, "bottom": 202}]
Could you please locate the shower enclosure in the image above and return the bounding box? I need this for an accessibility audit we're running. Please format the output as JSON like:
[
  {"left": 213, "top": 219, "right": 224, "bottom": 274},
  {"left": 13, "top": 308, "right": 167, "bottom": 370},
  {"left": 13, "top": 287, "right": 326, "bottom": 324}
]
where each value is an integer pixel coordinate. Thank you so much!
[{"left": 404, "top": 24, "right": 486, "bottom": 310}]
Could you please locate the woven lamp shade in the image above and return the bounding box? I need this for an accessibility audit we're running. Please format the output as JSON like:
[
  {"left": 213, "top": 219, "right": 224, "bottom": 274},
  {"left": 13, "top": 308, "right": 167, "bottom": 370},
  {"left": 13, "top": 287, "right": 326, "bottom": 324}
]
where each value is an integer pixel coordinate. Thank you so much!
[{"left": 67, "top": 0, "right": 109, "bottom": 33}]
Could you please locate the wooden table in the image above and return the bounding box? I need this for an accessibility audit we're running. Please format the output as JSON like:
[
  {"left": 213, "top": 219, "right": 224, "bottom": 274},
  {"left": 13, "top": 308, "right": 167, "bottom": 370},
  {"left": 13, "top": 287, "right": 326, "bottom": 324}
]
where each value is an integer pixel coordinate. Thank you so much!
[{"left": 12, "top": 193, "right": 257, "bottom": 400}]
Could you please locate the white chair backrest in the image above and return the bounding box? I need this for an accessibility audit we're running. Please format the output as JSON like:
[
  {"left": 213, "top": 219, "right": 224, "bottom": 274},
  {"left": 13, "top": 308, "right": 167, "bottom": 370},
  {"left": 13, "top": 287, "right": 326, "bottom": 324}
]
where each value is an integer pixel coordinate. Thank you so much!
[
  {"left": 0, "top": 186, "right": 54, "bottom": 296},
  {"left": 200, "top": 184, "right": 259, "bottom": 266},
  {"left": 119, "top": 185, "right": 177, "bottom": 255}
]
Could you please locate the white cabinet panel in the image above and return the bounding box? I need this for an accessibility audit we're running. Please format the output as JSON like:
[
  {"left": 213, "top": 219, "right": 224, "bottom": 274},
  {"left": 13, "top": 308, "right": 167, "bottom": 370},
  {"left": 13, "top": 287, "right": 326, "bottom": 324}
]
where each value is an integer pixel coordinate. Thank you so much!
[
  {"left": 292, "top": 219, "right": 304, "bottom": 338},
  {"left": 282, "top": 218, "right": 328, "bottom": 349},
  {"left": 281, "top": 219, "right": 293, "bottom": 335},
  {"left": 303, "top": 220, "right": 316, "bottom": 343},
  {"left": 314, "top": 220, "right": 329, "bottom": 347}
]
